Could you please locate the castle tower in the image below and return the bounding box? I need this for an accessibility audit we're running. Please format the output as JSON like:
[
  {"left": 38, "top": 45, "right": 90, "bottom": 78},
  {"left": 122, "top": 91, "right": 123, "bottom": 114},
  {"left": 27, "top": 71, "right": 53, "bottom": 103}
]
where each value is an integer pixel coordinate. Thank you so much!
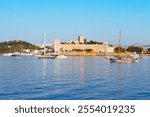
[
  {"left": 78, "top": 35, "right": 85, "bottom": 44},
  {"left": 54, "top": 40, "right": 61, "bottom": 52}
]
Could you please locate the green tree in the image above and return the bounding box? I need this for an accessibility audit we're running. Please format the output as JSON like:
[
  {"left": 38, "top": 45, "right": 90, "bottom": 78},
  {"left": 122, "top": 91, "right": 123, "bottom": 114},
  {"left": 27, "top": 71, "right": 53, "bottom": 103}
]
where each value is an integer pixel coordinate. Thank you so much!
[
  {"left": 147, "top": 48, "right": 150, "bottom": 52},
  {"left": 114, "top": 47, "right": 126, "bottom": 53},
  {"left": 86, "top": 40, "right": 96, "bottom": 44},
  {"left": 0, "top": 40, "right": 39, "bottom": 54},
  {"left": 126, "top": 46, "right": 143, "bottom": 52},
  {"left": 71, "top": 41, "right": 76, "bottom": 44},
  {"left": 86, "top": 40, "right": 103, "bottom": 44}
]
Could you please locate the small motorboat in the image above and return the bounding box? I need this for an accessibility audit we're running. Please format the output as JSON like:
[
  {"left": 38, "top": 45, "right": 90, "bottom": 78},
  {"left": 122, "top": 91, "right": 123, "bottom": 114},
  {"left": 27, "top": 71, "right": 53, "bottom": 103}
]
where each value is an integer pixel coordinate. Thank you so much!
[
  {"left": 55, "top": 55, "right": 67, "bottom": 59},
  {"left": 12, "top": 52, "right": 22, "bottom": 57},
  {"left": 3, "top": 53, "right": 13, "bottom": 56}
]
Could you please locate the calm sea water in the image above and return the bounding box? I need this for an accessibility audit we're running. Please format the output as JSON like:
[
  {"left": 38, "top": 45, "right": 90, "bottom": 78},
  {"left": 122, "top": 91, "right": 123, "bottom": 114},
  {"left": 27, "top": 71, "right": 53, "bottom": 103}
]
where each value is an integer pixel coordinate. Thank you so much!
[{"left": 0, "top": 56, "right": 150, "bottom": 100}]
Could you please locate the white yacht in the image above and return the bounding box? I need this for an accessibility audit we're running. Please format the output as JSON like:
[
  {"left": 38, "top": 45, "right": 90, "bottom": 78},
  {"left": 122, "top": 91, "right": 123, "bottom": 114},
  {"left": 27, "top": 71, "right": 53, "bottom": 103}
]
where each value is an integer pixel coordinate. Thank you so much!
[
  {"left": 3, "top": 53, "right": 13, "bottom": 56},
  {"left": 12, "top": 52, "right": 22, "bottom": 57},
  {"left": 55, "top": 55, "right": 67, "bottom": 59}
]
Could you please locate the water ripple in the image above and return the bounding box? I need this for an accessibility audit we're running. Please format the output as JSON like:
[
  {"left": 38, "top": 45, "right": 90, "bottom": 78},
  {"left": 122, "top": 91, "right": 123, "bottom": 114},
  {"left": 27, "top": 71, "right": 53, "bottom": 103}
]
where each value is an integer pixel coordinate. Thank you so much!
[{"left": 0, "top": 56, "right": 150, "bottom": 100}]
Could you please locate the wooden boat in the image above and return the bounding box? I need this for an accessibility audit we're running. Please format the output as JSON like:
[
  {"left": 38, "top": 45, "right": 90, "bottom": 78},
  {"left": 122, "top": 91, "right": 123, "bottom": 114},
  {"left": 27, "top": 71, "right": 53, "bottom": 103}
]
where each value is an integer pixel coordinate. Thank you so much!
[
  {"left": 110, "top": 55, "right": 139, "bottom": 63},
  {"left": 109, "top": 31, "right": 139, "bottom": 63}
]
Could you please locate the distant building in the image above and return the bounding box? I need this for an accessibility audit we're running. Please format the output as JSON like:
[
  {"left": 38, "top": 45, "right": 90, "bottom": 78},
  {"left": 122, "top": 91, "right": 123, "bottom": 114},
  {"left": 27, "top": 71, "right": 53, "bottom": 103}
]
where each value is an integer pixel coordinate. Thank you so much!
[
  {"left": 53, "top": 40, "right": 114, "bottom": 53},
  {"left": 53, "top": 35, "right": 115, "bottom": 53},
  {"left": 78, "top": 35, "right": 85, "bottom": 44},
  {"left": 143, "top": 45, "right": 150, "bottom": 54},
  {"left": 33, "top": 50, "right": 40, "bottom": 54},
  {"left": 54, "top": 40, "right": 61, "bottom": 52},
  {"left": 23, "top": 49, "right": 30, "bottom": 53}
]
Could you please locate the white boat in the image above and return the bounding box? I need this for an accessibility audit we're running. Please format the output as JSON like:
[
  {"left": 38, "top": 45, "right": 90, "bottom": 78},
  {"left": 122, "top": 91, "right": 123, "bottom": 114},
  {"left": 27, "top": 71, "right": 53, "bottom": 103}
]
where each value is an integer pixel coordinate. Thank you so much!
[
  {"left": 130, "top": 52, "right": 140, "bottom": 59},
  {"left": 37, "top": 54, "right": 55, "bottom": 59},
  {"left": 109, "top": 57, "right": 138, "bottom": 63},
  {"left": 3, "top": 53, "right": 13, "bottom": 56},
  {"left": 109, "top": 31, "right": 139, "bottom": 63},
  {"left": 55, "top": 55, "right": 67, "bottom": 59},
  {"left": 24, "top": 53, "right": 33, "bottom": 56},
  {"left": 12, "top": 52, "right": 22, "bottom": 57},
  {"left": 109, "top": 53, "right": 139, "bottom": 63}
]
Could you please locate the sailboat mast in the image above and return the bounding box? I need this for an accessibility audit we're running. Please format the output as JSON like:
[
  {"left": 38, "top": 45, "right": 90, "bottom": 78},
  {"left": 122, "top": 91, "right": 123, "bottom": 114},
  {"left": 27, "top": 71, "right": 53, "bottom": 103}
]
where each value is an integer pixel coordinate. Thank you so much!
[
  {"left": 44, "top": 32, "right": 47, "bottom": 55},
  {"left": 118, "top": 30, "right": 121, "bottom": 53}
]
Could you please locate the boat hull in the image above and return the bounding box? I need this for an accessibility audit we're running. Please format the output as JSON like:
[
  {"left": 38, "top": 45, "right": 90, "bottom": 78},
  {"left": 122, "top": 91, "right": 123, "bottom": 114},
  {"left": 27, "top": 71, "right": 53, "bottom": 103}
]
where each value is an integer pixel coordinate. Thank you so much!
[
  {"left": 109, "top": 57, "right": 139, "bottom": 63},
  {"left": 55, "top": 55, "right": 67, "bottom": 59},
  {"left": 37, "top": 55, "right": 55, "bottom": 59}
]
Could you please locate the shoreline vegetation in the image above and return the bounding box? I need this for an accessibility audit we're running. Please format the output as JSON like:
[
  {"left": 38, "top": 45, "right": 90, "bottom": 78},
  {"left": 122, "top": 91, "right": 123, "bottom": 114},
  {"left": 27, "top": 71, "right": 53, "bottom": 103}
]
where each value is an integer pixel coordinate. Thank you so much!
[
  {"left": 0, "top": 40, "right": 150, "bottom": 56},
  {"left": 0, "top": 40, "right": 38, "bottom": 54}
]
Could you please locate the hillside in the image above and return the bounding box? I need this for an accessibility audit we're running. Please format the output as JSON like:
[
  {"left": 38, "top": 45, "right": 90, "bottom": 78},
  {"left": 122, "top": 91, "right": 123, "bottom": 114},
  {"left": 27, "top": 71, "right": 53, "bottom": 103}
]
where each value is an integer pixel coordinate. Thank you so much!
[{"left": 0, "top": 40, "right": 38, "bottom": 54}]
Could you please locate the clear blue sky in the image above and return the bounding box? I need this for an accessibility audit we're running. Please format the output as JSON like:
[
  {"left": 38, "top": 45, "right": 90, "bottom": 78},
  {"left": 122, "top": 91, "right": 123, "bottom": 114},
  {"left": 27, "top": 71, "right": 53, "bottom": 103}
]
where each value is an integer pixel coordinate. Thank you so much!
[{"left": 0, "top": 0, "right": 150, "bottom": 45}]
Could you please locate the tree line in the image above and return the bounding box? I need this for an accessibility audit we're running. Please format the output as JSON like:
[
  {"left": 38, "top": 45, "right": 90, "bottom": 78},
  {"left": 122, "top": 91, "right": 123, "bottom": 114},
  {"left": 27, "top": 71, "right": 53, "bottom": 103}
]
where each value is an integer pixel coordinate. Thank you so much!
[
  {"left": 0, "top": 40, "right": 38, "bottom": 54},
  {"left": 114, "top": 46, "right": 150, "bottom": 53}
]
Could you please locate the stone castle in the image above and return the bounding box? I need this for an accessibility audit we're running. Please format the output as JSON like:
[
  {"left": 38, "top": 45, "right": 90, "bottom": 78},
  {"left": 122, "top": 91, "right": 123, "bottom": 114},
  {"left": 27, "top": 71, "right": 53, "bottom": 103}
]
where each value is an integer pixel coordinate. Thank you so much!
[{"left": 53, "top": 35, "right": 114, "bottom": 55}]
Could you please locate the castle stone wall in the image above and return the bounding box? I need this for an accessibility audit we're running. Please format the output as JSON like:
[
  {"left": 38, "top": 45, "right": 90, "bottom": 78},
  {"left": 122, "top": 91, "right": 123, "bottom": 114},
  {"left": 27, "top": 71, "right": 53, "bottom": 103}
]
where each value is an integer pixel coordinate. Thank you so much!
[{"left": 59, "top": 44, "right": 114, "bottom": 53}]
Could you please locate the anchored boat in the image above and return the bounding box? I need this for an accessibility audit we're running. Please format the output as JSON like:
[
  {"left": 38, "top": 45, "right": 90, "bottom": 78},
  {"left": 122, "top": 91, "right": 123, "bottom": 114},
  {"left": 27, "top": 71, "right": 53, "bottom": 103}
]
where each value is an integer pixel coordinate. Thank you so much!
[
  {"left": 109, "top": 31, "right": 139, "bottom": 63},
  {"left": 109, "top": 53, "right": 139, "bottom": 63},
  {"left": 55, "top": 55, "right": 67, "bottom": 59}
]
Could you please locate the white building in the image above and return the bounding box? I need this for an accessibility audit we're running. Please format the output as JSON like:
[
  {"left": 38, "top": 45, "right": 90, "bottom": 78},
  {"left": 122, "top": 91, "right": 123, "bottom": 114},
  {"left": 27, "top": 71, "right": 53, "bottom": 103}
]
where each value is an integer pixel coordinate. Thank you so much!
[
  {"left": 78, "top": 35, "right": 85, "bottom": 44},
  {"left": 54, "top": 40, "right": 61, "bottom": 52}
]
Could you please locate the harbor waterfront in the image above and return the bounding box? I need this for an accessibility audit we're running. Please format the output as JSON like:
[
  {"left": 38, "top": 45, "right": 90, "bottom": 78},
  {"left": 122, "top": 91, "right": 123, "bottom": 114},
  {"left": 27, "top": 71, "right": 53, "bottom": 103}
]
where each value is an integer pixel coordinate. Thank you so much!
[{"left": 0, "top": 56, "right": 150, "bottom": 100}]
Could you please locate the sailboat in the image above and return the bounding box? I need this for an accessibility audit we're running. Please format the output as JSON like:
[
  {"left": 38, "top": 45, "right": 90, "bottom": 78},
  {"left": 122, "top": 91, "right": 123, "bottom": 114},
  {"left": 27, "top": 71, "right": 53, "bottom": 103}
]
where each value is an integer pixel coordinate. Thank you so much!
[
  {"left": 109, "top": 30, "right": 139, "bottom": 63},
  {"left": 37, "top": 32, "right": 56, "bottom": 59}
]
